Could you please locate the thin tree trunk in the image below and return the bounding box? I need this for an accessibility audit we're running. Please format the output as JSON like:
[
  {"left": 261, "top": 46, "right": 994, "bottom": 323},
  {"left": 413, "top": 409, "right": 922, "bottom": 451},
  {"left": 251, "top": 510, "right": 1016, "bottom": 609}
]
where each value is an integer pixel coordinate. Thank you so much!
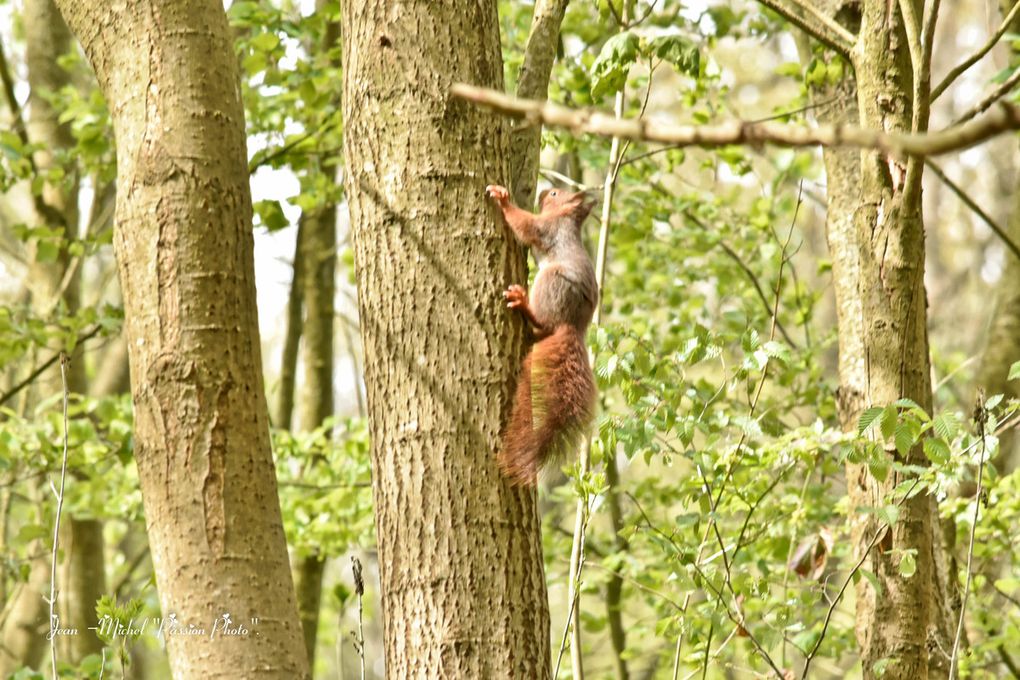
[
  {"left": 510, "top": 0, "right": 569, "bottom": 208},
  {"left": 293, "top": 553, "right": 326, "bottom": 669},
  {"left": 0, "top": 534, "right": 50, "bottom": 675},
  {"left": 275, "top": 217, "right": 305, "bottom": 431},
  {"left": 290, "top": 7, "right": 341, "bottom": 666},
  {"left": 53, "top": 1, "right": 309, "bottom": 677},
  {"left": 822, "top": 1, "right": 955, "bottom": 676},
  {"left": 604, "top": 458, "right": 629, "bottom": 680},
  {"left": 57, "top": 519, "right": 106, "bottom": 662},
  {"left": 24, "top": 0, "right": 79, "bottom": 328},
  {"left": 292, "top": 205, "right": 338, "bottom": 668},
  {"left": 341, "top": 1, "right": 552, "bottom": 676}
]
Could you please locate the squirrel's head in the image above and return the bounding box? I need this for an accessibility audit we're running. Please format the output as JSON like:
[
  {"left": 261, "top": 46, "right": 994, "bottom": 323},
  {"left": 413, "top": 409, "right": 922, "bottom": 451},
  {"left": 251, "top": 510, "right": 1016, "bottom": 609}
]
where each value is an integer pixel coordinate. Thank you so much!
[{"left": 538, "top": 188, "right": 596, "bottom": 223}]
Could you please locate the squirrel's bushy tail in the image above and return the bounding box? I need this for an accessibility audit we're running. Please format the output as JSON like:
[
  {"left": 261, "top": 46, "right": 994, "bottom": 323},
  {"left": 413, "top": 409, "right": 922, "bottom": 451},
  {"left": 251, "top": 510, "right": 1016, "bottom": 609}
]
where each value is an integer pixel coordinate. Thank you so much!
[{"left": 499, "top": 325, "right": 596, "bottom": 486}]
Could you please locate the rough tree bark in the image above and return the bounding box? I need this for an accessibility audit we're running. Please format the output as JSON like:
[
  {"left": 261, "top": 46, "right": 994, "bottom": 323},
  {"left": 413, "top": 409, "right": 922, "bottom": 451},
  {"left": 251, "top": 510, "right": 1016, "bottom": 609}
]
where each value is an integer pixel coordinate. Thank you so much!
[
  {"left": 52, "top": 1, "right": 309, "bottom": 677},
  {"left": 817, "top": 0, "right": 955, "bottom": 676},
  {"left": 341, "top": 1, "right": 552, "bottom": 676}
]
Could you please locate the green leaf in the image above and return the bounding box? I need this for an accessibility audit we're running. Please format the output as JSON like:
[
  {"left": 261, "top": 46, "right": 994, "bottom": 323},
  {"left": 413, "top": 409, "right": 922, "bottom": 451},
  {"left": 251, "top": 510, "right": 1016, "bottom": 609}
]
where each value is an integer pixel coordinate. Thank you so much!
[
  {"left": 868, "top": 453, "right": 889, "bottom": 482},
  {"left": 877, "top": 504, "right": 900, "bottom": 527},
  {"left": 893, "top": 398, "right": 929, "bottom": 421},
  {"left": 931, "top": 413, "right": 958, "bottom": 441},
  {"left": 894, "top": 422, "right": 915, "bottom": 458},
  {"left": 1008, "top": 360, "right": 1020, "bottom": 381},
  {"left": 250, "top": 31, "right": 281, "bottom": 52},
  {"left": 775, "top": 62, "right": 803, "bottom": 78},
  {"left": 923, "top": 437, "right": 951, "bottom": 465},
  {"left": 857, "top": 568, "right": 883, "bottom": 596},
  {"left": 253, "top": 200, "right": 289, "bottom": 231},
  {"left": 880, "top": 405, "right": 897, "bottom": 440},
  {"left": 762, "top": 340, "right": 791, "bottom": 366},
  {"left": 647, "top": 35, "right": 699, "bottom": 76},
  {"left": 35, "top": 240, "right": 60, "bottom": 263},
  {"left": 16, "top": 523, "right": 49, "bottom": 543},
  {"left": 858, "top": 406, "right": 884, "bottom": 436},
  {"left": 591, "top": 32, "right": 640, "bottom": 100},
  {"left": 899, "top": 551, "right": 916, "bottom": 578}
]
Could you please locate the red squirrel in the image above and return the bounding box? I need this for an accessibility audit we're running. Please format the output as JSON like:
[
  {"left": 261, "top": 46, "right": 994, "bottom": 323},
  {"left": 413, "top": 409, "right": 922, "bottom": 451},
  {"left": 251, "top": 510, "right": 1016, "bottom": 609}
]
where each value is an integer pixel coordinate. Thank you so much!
[{"left": 486, "top": 184, "right": 598, "bottom": 485}]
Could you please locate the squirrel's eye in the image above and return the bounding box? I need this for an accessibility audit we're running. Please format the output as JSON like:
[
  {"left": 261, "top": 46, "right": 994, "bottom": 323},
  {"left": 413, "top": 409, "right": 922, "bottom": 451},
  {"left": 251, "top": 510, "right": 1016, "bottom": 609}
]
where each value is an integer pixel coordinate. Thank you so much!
[{"left": 550, "top": 191, "right": 558, "bottom": 196}]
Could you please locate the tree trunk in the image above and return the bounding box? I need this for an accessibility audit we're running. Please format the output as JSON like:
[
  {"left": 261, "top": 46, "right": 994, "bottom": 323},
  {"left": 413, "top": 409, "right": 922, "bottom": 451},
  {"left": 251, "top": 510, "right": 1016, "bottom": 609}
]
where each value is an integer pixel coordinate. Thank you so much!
[
  {"left": 293, "top": 553, "right": 326, "bottom": 670},
  {"left": 274, "top": 217, "right": 304, "bottom": 431},
  {"left": 57, "top": 519, "right": 106, "bottom": 662},
  {"left": 341, "top": 1, "right": 552, "bottom": 677},
  {"left": 291, "top": 201, "right": 338, "bottom": 671},
  {"left": 24, "top": 0, "right": 80, "bottom": 331},
  {"left": 0, "top": 535, "right": 50, "bottom": 675},
  {"left": 290, "top": 7, "right": 341, "bottom": 666},
  {"left": 509, "top": 0, "right": 569, "bottom": 208},
  {"left": 822, "top": 1, "right": 955, "bottom": 677},
  {"left": 52, "top": 1, "right": 309, "bottom": 677}
]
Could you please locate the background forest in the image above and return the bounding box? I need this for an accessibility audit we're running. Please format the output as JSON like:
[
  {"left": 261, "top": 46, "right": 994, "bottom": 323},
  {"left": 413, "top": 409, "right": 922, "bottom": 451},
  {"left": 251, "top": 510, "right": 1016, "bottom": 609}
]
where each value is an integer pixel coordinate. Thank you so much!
[{"left": 1, "top": 0, "right": 1020, "bottom": 678}]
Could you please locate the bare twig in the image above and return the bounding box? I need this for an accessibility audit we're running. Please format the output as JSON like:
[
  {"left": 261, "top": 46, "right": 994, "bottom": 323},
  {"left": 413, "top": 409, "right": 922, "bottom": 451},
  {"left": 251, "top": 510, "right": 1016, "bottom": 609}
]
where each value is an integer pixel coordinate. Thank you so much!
[
  {"left": 691, "top": 186, "right": 801, "bottom": 678},
  {"left": 111, "top": 545, "right": 151, "bottom": 599},
  {"left": 954, "top": 67, "right": 1020, "bottom": 126},
  {"left": 563, "top": 38, "right": 632, "bottom": 679},
  {"left": 0, "top": 324, "right": 104, "bottom": 408},
  {"left": 538, "top": 167, "right": 590, "bottom": 189},
  {"left": 754, "top": 0, "right": 855, "bottom": 56},
  {"left": 709, "top": 183, "right": 801, "bottom": 513},
  {"left": 351, "top": 556, "right": 365, "bottom": 680},
  {"left": 47, "top": 353, "right": 71, "bottom": 679},
  {"left": 932, "top": 0, "right": 1020, "bottom": 101},
  {"left": 924, "top": 160, "right": 1020, "bottom": 262},
  {"left": 999, "top": 645, "right": 1020, "bottom": 678},
  {"left": 450, "top": 84, "right": 1020, "bottom": 159},
  {"left": 247, "top": 116, "right": 339, "bottom": 174},
  {"left": 556, "top": 498, "right": 592, "bottom": 680},
  {"left": 683, "top": 210, "right": 798, "bottom": 348},
  {"left": 950, "top": 395, "right": 988, "bottom": 677},
  {"left": 0, "top": 35, "right": 27, "bottom": 143},
  {"left": 800, "top": 526, "right": 888, "bottom": 678},
  {"left": 622, "top": 95, "right": 849, "bottom": 169}
]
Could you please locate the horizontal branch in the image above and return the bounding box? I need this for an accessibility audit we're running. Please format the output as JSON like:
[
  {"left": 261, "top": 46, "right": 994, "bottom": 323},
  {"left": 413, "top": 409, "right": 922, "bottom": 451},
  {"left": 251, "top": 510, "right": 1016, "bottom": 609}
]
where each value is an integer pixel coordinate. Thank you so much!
[{"left": 451, "top": 83, "right": 1020, "bottom": 158}]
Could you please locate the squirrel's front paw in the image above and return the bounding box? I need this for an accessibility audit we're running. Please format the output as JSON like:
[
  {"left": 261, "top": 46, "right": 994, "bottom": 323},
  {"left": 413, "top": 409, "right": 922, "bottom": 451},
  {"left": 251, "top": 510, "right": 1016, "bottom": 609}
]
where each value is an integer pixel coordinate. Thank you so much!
[
  {"left": 504, "top": 284, "right": 528, "bottom": 309},
  {"left": 485, "top": 184, "right": 510, "bottom": 204}
]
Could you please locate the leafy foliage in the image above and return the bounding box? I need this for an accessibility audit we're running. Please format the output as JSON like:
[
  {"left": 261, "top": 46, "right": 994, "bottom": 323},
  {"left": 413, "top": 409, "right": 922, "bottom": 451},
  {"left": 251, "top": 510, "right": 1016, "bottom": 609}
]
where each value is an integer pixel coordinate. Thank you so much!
[{"left": 1, "top": 0, "right": 1019, "bottom": 678}]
